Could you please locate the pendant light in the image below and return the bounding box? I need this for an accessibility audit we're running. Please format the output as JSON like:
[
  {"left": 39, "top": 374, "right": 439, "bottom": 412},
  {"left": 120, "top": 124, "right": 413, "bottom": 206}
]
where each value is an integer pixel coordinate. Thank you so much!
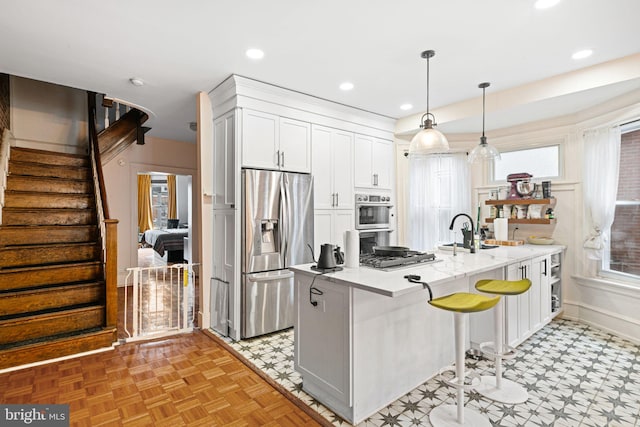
[
  {"left": 468, "top": 82, "right": 501, "bottom": 163},
  {"left": 409, "top": 50, "right": 449, "bottom": 156}
]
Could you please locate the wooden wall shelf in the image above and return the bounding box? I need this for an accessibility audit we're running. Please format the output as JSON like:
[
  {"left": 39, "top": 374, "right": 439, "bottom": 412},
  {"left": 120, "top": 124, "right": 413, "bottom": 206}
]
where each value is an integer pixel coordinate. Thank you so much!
[
  {"left": 485, "top": 218, "right": 556, "bottom": 224},
  {"left": 485, "top": 197, "right": 556, "bottom": 206}
]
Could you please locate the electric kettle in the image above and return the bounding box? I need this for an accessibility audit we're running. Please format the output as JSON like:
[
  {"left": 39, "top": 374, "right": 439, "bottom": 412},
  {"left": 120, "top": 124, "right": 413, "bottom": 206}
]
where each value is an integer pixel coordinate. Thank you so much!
[{"left": 317, "top": 244, "right": 338, "bottom": 269}]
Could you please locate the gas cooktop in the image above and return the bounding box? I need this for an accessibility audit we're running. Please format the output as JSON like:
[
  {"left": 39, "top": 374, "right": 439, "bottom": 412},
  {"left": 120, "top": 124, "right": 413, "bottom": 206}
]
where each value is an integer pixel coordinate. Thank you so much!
[{"left": 360, "top": 251, "right": 439, "bottom": 270}]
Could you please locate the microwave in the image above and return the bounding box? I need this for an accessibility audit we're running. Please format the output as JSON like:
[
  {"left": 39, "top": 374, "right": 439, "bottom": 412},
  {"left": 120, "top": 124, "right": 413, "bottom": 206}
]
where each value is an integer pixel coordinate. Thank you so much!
[{"left": 355, "top": 194, "right": 393, "bottom": 230}]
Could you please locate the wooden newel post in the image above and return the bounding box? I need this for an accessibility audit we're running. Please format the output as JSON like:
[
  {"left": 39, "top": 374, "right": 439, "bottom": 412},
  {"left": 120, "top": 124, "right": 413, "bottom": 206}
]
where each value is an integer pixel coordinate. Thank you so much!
[{"left": 104, "top": 219, "right": 119, "bottom": 329}]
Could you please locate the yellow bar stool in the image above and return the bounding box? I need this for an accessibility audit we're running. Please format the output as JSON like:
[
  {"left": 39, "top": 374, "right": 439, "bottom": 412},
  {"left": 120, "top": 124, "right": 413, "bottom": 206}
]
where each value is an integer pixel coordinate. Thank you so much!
[
  {"left": 428, "top": 292, "right": 500, "bottom": 427},
  {"left": 474, "top": 278, "right": 532, "bottom": 404}
]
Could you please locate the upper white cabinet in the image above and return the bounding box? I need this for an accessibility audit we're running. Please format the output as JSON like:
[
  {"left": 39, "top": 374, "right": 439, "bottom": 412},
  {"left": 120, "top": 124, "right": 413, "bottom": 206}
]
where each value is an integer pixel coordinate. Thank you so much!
[
  {"left": 354, "top": 134, "right": 392, "bottom": 189},
  {"left": 212, "top": 111, "right": 236, "bottom": 208},
  {"left": 241, "top": 109, "right": 311, "bottom": 173},
  {"left": 312, "top": 125, "right": 354, "bottom": 210}
]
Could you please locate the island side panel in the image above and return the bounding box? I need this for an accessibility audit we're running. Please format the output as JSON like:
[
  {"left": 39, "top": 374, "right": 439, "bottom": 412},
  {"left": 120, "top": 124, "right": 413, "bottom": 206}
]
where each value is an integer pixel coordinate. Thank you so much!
[
  {"left": 351, "top": 277, "right": 468, "bottom": 424},
  {"left": 294, "top": 272, "right": 354, "bottom": 421}
]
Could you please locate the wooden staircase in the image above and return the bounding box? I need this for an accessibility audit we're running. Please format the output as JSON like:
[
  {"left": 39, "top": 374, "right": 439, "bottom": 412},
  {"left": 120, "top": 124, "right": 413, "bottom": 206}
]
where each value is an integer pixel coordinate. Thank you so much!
[{"left": 0, "top": 147, "right": 116, "bottom": 369}]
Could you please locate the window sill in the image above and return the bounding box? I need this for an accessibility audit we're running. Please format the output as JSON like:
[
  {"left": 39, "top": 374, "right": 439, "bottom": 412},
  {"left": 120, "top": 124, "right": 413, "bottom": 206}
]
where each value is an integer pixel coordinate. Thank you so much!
[{"left": 572, "top": 275, "right": 640, "bottom": 298}]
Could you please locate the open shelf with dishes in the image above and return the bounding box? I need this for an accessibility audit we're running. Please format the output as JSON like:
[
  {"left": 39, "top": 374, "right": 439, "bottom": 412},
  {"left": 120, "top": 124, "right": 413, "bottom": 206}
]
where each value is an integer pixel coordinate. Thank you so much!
[{"left": 484, "top": 197, "right": 556, "bottom": 224}]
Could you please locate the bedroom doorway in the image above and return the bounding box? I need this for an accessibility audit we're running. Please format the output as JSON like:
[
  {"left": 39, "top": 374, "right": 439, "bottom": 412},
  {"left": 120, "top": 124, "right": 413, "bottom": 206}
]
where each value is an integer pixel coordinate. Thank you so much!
[{"left": 137, "top": 172, "right": 193, "bottom": 268}]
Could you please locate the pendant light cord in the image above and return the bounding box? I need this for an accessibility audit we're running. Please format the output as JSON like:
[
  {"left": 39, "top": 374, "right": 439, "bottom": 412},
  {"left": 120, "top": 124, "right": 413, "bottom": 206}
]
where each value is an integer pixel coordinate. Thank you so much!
[
  {"left": 482, "top": 85, "right": 485, "bottom": 138},
  {"left": 478, "top": 82, "right": 490, "bottom": 141},
  {"left": 426, "top": 54, "right": 430, "bottom": 115}
]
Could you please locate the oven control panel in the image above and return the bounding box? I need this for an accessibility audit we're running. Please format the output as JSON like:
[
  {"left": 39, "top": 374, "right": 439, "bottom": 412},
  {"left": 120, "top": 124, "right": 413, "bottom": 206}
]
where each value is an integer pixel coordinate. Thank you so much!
[{"left": 355, "top": 193, "right": 391, "bottom": 203}]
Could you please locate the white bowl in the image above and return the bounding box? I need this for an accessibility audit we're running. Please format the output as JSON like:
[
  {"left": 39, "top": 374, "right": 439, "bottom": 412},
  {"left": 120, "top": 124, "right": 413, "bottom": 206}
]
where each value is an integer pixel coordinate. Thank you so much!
[{"left": 527, "top": 236, "right": 554, "bottom": 245}]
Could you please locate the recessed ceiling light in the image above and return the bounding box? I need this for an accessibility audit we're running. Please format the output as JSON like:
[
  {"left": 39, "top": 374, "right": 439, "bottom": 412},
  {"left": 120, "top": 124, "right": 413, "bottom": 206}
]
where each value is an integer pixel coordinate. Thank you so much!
[
  {"left": 246, "top": 48, "right": 265, "bottom": 60},
  {"left": 339, "top": 82, "right": 354, "bottom": 91},
  {"left": 534, "top": 0, "right": 561, "bottom": 9},
  {"left": 400, "top": 104, "right": 413, "bottom": 111},
  {"left": 129, "top": 77, "right": 144, "bottom": 87},
  {"left": 572, "top": 49, "right": 593, "bottom": 60}
]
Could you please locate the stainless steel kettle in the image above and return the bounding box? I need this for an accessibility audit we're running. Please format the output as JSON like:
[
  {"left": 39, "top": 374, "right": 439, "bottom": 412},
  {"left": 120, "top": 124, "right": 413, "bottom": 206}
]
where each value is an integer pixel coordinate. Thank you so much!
[{"left": 317, "top": 244, "right": 337, "bottom": 269}]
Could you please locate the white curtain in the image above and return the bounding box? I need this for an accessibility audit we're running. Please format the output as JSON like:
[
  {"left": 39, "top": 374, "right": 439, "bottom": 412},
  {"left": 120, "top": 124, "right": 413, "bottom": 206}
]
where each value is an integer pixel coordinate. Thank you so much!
[
  {"left": 583, "top": 126, "right": 621, "bottom": 260},
  {"left": 408, "top": 153, "right": 471, "bottom": 251}
]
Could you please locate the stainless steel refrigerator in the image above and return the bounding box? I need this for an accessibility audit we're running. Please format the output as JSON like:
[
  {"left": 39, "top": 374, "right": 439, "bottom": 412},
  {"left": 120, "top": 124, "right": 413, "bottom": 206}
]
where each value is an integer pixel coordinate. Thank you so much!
[{"left": 241, "top": 169, "right": 314, "bottom": 338}]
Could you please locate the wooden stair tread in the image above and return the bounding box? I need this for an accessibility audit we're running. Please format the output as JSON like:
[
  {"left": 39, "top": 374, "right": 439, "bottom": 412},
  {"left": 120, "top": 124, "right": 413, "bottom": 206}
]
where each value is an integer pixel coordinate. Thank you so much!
[
  {"left": 0, "top": 242, "right": 101, "bottom": 269},
  {"left": 10, "top": 146, "right": 89, "bottom": 160},
  {"left": 0, "top": 261, "right": 102, "bottom": 291},
  {"left": 0, "top": 260, "right": 101, "bottom": 273},
  {"left": 0, "top": 225, "right": 98, "bottom": 247},
  {"left": 3, "top": 191, "right": 93, "bottom": 209},
  {"left": 9, "top": 147, "right": 89, "bottom": 167},
  {"left": 0, "top": 241, "right": 99, "bottom": 250},
  {"left": 9, "top": 159, "right": 89, "bottom": 170},
  {"left": 0, "top": 282, "right": 103, "bottom": 317},
  {"left": 0, "top": 305, "right": 105, "bottom": 346},
  {"left": 5, "top": 175, "right": 92, "bottom": 194},
  {"left": 0, "top": 327, "right": 116, "bottom": 370}
]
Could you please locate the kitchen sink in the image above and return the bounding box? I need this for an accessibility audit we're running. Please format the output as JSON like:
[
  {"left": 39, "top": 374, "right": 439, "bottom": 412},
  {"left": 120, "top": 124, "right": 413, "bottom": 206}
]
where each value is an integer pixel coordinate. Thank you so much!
[{"left": 440, "top": 242, "right": 499, "bottom": 250}]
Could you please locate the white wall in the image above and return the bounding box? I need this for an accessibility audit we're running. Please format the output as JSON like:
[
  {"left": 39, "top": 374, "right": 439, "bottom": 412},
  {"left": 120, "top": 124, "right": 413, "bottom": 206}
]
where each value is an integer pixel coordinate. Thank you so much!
[{"left": 10, "top": 76, "right": 87, "bottom": 154}]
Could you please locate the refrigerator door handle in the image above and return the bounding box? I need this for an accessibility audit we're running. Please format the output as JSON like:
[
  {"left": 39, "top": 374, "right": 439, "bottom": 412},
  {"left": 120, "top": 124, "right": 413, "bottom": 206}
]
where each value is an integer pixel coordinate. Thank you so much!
[
  {"left": 247, "top": 270, "right": 294, "bottom": 282},
  {"left": 280, "top": 178, "right": 289, "bottom": 266}
]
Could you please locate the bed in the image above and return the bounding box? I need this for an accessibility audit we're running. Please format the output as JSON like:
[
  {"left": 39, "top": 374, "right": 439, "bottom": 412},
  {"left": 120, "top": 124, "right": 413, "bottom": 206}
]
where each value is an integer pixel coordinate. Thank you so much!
[{"left": 142, "top": 228, "right": 189, "bottom": 262}]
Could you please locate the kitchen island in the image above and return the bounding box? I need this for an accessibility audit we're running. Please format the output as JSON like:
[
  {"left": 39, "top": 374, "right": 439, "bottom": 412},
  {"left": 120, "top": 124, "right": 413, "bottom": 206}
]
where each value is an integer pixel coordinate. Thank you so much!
[{"left": 290, "top": 245, "right": 564, "bottom": 424}]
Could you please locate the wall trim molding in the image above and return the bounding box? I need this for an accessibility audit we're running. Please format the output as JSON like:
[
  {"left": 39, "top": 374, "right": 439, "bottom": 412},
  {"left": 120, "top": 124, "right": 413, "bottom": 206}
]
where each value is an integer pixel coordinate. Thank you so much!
[
  {"left": 572, "top": 275, "right": 640, "bottom": 299},
  {"left": 562, "top": 299, "right": 640, "bottom": 344}
]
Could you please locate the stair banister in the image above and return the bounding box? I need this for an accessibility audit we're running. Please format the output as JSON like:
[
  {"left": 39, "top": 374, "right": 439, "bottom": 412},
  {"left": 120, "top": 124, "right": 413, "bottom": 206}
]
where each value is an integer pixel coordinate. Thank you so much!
[{"left": 88, "top": 92, "right": 118, "bottom": 330}]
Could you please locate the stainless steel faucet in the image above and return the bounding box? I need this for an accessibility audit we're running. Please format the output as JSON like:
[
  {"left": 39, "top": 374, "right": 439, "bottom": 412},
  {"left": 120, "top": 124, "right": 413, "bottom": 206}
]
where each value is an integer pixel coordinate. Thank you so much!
[{"left": 449, "top": 213, "right": 476, "bottom": 254}]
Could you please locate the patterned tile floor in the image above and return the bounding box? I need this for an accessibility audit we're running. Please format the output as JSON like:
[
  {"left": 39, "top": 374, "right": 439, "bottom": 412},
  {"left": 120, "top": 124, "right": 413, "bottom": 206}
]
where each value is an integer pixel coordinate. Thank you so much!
[{"left": 228, "top": 319, "right": 640, "bottom": 426}]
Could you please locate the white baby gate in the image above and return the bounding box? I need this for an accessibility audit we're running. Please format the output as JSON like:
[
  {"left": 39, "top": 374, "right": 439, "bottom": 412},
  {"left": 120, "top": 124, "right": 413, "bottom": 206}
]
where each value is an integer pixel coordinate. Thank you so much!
[{"left": 123, "top": 263, "right": 197, "bottom": 342}]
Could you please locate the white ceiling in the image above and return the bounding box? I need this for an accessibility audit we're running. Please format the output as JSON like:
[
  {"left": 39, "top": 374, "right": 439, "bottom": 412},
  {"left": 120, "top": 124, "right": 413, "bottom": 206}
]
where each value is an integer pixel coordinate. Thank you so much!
[{"left": 1, "top": 0, "right": 640, "bottom": 143}]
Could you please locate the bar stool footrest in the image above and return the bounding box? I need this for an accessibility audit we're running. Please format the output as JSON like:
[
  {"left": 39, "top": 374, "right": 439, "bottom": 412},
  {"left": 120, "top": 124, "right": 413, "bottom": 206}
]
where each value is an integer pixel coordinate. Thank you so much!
[
  {"left": 479, "top": 341, "right": 517, "bottom": 360},
  {"left": 438, "top": 365, "right": 480, "bottom": 391}
]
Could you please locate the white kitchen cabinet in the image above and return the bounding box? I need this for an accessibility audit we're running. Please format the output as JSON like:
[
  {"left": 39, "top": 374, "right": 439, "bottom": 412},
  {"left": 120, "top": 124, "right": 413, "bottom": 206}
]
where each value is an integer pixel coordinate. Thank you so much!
[
  {"left": 470, "top": 251, "right": 561, "bottom": 351},
  {"left": 530, "top": 255, "right": 551, "bottom": 330},
  {"left": 354, "top": 134, "right": 392, "bottom": 189},
  {"left": 312, "top": 125, "right": 353, "bottom": 210},
  {"left": 314, "top": 209, "right": 354, "bottom": 258},
  {"left": 506, "top": 259, "right": 532, "bottom": 347},
  {"left": 294, "top": 274, "right": 351, "bottom": 409},
  {"left": 211, "top": 209, "right": 238, "bottom": 338},
  {"left": 212, "top": 111, "right": 236, "bottom": 208},
  {"left": 241, "top": 109, "right": 311, "bottom": 172}
]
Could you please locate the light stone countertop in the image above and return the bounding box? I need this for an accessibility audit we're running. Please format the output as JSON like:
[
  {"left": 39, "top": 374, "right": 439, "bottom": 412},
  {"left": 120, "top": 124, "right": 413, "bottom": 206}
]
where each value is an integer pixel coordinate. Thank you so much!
[{"left": 290, "top": 244, "right": 565, "bottom": 297}]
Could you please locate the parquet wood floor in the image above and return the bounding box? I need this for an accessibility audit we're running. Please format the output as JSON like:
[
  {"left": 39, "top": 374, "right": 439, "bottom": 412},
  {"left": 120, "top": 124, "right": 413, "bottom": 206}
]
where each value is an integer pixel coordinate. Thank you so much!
[{"left": 0, "top": 331, "right": 326, "bottom": 426}]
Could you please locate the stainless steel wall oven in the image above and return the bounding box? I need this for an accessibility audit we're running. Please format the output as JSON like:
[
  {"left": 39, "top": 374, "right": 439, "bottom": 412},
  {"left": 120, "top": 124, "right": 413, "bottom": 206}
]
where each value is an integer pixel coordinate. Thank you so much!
[{"left": 355, "top": 193, "right": 392, "bottom": 230}]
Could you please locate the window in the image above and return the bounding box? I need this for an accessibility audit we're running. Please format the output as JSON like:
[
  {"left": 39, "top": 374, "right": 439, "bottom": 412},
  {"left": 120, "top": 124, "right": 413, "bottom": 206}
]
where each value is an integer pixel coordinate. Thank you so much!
[
  {"left": 408, "top": 153, "right": 471, "bottom": 251},
  {"left": 492, "top": 145, "right": 560, "bottom": 182},
  {"left": 603, "top": 123, "right": 640, "bottom": 279},
  {"left": 151, "top": 179, "right": 169, "bottom": 229}
]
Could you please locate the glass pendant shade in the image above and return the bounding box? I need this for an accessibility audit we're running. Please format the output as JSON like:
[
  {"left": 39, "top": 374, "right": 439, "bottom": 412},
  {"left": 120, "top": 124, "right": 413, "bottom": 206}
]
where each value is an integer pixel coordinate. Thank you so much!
[
  {"left": 408, "top": 50, "right": 449, "bottom": 156},
  {"left": 468, "top": 136, "right": 501, "bottom": 163},
  {"left": 409, "top": 118, "right": 449, "bottom": 155},
  {"left": 468, "top": 82, "right": 500, "bottom": 163}
]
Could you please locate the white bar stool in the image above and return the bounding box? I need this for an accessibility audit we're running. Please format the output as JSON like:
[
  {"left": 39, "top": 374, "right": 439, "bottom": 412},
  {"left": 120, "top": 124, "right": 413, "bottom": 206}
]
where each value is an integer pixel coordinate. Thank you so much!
[
  {"left": 428, "top": 292, "right": 500, "bottom": 427},
  {"left": 474, "top": 278, "right": 532, "bottom": 404}
]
